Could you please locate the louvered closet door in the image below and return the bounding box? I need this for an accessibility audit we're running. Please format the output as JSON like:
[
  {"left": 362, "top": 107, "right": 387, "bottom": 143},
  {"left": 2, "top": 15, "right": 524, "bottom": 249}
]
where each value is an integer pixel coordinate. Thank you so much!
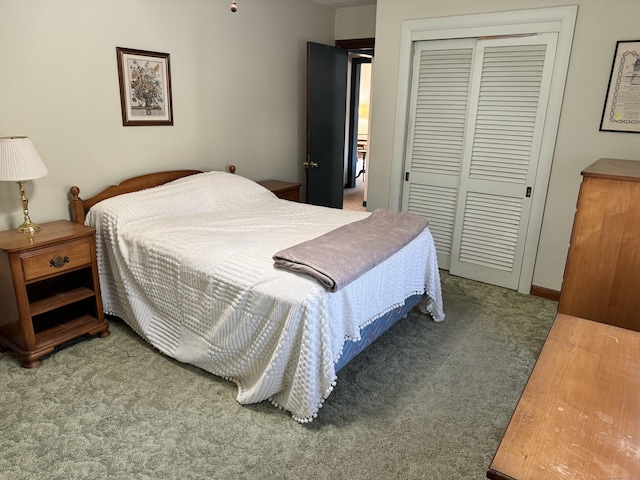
[
  {"left": 401, "top": 39, "right": 476, "bottom": 269},
  {"left": 449, "top": 34, "right": 557, "bottom": 289}
]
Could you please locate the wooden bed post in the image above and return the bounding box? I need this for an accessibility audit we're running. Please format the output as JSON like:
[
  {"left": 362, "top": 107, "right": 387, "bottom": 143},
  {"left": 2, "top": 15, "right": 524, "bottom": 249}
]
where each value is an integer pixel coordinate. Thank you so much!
[{"left": 69, "top": 186, "right": 86, "bottom": 224}]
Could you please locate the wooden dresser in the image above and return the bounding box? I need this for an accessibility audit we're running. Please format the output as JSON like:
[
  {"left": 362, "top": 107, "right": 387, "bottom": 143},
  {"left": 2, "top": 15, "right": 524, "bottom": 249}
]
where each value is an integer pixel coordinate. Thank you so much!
[
  {"left": 558, "top": 158, "right": 640, "bottom": 331},
  {"left": 487, "top": 313, "right": 640, "bottom": 480}
]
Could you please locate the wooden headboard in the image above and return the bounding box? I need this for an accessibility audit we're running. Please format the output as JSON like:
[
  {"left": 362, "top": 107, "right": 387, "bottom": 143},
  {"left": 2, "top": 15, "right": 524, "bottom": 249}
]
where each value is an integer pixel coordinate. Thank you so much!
[{"left": 69, "top": 165, "right": 236, "bottom": 224}]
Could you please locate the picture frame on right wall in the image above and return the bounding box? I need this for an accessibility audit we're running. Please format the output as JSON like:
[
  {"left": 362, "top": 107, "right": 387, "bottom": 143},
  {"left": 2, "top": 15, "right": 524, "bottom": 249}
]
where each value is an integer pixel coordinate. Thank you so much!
[{"left": 600, "top": 40, "right": 640, "bottom": 133}]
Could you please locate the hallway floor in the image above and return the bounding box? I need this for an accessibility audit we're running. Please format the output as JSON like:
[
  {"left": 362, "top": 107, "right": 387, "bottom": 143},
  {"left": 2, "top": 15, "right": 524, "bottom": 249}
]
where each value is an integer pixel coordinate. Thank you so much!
[{"left": 343, "top": 175, "right": 366, "bottom": 211}]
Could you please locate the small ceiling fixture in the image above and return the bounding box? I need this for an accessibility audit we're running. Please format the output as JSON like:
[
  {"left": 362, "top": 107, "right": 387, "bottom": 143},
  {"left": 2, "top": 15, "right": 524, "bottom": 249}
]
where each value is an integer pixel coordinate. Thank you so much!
[{"left": 230, "top": 1, "right": 237, "bottom": 12}]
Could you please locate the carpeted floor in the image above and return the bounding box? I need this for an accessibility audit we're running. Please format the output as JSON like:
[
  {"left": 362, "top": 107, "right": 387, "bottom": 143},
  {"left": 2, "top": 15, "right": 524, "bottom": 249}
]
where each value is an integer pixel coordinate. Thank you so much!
[{"left": 0, "top": 271, "right": 557, "bottom": 480}]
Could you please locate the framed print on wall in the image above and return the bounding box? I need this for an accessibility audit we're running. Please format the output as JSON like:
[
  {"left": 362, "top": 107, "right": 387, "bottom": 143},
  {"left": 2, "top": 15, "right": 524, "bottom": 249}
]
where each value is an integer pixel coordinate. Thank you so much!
[
  {"left": 600, "top": 40, "right": 640, "bottom": 133},
  {"left": 116, "top": 47, "right": 173, "bottom": 126}
]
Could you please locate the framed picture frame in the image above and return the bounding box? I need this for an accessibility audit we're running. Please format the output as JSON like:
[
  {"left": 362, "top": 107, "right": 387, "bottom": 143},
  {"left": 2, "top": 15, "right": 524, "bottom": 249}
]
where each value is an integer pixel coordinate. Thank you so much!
[
  {"left": 116, "top": 47, "right": 173, "bottom": 126},
  {"left": 600, "top": 40, "right": 640, "bottom": 133}
]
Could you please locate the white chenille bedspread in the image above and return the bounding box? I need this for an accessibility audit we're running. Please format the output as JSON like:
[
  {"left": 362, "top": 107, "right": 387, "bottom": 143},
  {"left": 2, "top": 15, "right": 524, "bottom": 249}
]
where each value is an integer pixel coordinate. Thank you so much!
[{"left": 86, "top": 172, "right": 444, "bottom": 422}]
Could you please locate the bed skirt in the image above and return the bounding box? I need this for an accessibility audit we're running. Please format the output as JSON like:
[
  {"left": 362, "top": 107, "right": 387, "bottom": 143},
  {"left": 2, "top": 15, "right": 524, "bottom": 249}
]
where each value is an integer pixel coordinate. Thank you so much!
[{"left": 335, "top": 294, "right": 423, "bottom": 372}]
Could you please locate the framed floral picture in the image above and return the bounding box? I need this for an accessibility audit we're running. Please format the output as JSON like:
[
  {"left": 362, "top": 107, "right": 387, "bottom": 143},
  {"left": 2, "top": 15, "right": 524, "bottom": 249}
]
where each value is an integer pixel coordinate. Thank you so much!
[{"left": 116, "top": 47, "right": 173, "bottom": 126}]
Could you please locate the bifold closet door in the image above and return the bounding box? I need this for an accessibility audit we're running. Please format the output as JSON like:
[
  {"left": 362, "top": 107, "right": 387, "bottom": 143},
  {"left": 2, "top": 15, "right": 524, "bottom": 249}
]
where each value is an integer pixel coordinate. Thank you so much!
[
  {"left": 401, "top": 38, "right": 476, "bottom": 270},
  {"left": 403, "top": 34, "right": 557, "bottom": 289}
]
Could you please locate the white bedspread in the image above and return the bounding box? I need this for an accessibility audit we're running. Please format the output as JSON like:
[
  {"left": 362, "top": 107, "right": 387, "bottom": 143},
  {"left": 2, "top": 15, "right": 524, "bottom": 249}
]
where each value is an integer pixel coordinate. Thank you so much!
[{"left": 87, "top": 171, "right": 444, "bottom": 422}]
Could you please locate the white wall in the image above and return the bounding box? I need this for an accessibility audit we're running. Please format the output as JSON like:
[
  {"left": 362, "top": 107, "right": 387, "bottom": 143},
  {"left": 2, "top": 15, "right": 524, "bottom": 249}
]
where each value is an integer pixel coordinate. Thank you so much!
[
  {"left": 369, "top": 0, "right": 640, "bottom": 291},
  {"left": 7, "top": 0, "right": 632, "bottom": 292},
  {"left": 0, "top": 0, "right": 335, "bottom": 230},
  {"left": 335, "top": 5, "right": 376, "bottom": 40}
]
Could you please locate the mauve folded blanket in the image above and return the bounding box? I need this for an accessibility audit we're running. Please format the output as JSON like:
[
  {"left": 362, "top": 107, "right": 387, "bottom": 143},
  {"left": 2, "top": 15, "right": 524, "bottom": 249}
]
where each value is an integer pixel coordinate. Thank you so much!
[{"left": 273, "top": 208, "right": 430, "bottom": 292}]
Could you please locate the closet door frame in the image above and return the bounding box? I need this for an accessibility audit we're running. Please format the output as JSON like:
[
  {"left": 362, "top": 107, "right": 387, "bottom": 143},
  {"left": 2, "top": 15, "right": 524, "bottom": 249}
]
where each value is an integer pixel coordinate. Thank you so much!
[{"left": 390, "top": 6, "right": 577, "bottom": 294}]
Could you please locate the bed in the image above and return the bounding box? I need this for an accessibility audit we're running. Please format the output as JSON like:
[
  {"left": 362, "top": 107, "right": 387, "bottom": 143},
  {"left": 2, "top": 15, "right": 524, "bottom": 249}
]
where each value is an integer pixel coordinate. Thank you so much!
[{"left": 69, "top": 167, "right": 444, "bottom": 423}]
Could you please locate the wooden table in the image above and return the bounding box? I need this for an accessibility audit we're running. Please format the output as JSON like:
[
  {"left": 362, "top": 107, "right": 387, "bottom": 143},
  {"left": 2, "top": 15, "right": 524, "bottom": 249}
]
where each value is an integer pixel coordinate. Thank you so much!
[{"left": 487, "top": 313, "right": 640, "bottom": 480}]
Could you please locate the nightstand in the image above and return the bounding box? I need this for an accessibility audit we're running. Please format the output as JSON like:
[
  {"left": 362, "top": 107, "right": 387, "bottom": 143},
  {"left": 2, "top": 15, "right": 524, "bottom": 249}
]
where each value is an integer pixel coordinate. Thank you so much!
[
  {"left": 0, "top": 220, "right": 109, "bottom": 368},
  {"left": 258, "top": 180, "right": 301, "bottom": 202}
]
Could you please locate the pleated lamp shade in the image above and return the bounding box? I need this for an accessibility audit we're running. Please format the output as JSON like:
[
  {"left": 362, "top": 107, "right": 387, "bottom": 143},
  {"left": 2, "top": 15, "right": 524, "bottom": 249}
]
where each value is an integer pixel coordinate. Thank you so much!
[{"left": 0, "top": 136, "right": 48, "bottom": 181}]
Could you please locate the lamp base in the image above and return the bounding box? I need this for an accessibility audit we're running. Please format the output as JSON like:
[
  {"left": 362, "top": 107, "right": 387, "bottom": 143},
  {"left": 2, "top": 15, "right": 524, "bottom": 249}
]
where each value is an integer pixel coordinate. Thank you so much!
[
  {"left": 17, "top": 220, "right": 41, "bottom": 234},
  {"left": 15, "top": 180, "right": 41, "bottom": 234}
]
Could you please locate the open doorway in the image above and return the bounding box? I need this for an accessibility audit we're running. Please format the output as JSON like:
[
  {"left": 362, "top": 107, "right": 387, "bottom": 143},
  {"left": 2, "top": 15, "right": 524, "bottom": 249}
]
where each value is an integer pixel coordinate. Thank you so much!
[
  {"left": 305, "top": 39, "right": 373, "bottom": 209},
  {"left": 336, "top": 38, "right": 374, "bottom": 212},
  {"left": 343, "top": 57, "right": 371, "bottom": 212}
]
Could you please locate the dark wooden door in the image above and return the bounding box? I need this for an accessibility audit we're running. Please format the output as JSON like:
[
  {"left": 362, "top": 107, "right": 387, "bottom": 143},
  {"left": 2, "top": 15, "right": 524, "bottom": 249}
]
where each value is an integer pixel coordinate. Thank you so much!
[{"left": 306, "top": 42, "right": 348, "bottom": 208}]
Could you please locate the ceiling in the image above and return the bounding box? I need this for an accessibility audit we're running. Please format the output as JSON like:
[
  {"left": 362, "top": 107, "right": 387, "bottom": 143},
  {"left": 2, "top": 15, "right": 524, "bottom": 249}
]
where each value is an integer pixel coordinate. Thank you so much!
[{"left": 309, "top": 0, "right": 376, "bottom": 7}]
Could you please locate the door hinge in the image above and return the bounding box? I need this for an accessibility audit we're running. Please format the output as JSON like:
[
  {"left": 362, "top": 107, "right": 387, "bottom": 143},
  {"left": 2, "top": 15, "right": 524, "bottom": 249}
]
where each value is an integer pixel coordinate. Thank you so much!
[{"left": 405, "top": 172, "right": 410, "bottom": 181}]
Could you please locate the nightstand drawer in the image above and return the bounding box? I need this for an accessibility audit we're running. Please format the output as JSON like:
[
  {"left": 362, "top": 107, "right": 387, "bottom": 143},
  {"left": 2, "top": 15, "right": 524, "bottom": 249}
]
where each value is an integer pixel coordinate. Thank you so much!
[
  {"left": 21, "top": 238, "right": 92, "bottom": 282},
  {"left": 258, "top": 180, "right": 301, "bottom": 202},
  {"left": 275, "top": 189, "right": 300, "bottom": 202}
]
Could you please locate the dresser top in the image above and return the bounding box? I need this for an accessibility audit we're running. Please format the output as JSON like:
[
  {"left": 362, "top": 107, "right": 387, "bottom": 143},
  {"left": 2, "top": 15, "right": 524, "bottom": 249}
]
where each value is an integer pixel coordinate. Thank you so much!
[
  {"left": 488, "top": 313, "right": 640, "bottom": 479},
  {"left": 582, "top": 158, "right": 640, "bottom": 182}
]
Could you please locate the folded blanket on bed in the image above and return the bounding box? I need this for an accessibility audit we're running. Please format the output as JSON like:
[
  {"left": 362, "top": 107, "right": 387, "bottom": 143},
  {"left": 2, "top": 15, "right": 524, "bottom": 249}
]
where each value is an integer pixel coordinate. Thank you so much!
[{"left": 273, "top": 208, "right": 429, "bottom": 292}]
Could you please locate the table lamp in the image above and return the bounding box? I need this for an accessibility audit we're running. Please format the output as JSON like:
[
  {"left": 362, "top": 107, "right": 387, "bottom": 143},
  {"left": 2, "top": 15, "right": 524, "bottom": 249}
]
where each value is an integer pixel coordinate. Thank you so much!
[{"left": 0, "top": 136, "right": 49, "bottom": 233}]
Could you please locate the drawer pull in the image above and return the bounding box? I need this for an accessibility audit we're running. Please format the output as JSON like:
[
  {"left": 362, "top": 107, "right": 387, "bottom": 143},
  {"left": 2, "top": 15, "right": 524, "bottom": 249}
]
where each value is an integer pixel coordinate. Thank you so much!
[{"left": 50, "top": 256, "right": 70, "bottom": 268}]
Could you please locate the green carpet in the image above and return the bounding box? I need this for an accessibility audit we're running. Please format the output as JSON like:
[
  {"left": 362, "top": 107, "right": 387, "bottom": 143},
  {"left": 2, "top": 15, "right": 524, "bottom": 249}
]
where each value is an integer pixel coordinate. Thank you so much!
[{"left": 0, "top": 272, "right": 557, "bottom": 479}]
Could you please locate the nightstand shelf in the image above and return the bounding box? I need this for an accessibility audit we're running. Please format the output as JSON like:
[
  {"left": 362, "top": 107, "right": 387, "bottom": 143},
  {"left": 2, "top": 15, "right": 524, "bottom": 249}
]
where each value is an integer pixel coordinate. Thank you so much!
[
  {"left": 0, "top": 220, "right": 109, "bottom": 368},
  {"left": 33, "top": 314, "right": 105, "bottom": 346},
  {"left": 30, "top": 286, "right": 96, "bottom": 316}
]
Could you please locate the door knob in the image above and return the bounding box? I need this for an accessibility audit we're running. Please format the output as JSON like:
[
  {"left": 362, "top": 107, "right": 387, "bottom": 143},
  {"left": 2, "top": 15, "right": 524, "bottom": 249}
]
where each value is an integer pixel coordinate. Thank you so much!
[{"left": 303, "top": 161, "right": 319, "bottom": 168}]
